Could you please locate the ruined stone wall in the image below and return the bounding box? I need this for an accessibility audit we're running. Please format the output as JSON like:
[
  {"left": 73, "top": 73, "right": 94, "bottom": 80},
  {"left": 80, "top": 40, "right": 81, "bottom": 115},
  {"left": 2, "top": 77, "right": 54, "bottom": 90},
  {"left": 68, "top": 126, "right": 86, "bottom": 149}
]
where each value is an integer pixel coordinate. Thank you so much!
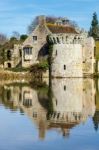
[
  {"left": 4, "top": 44, "right": 22, "bottom": 68},
  {"left": 4, "top": 49, "right": 14, "bottom": 68},
  {"left": 13, "top": 44, "right": 22, "bottom": 67},
  {"left": 82, "top": 37, "right": 95, "bottom": 75}
]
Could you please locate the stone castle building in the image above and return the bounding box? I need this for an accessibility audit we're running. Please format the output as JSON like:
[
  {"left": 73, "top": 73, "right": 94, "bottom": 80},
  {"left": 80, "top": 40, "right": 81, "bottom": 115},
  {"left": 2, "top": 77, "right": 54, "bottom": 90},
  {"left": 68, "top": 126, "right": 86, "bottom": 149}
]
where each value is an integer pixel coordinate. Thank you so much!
[{"left": 4, "top": 15, "right": 96, "bottom": 77}]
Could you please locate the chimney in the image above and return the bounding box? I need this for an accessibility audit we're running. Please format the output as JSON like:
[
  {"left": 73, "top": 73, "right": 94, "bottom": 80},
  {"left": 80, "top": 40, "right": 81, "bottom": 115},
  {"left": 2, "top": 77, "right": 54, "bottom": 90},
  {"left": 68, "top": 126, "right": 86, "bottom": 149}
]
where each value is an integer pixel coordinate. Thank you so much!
[{"left": 38, "top": 15, "right": 46, "bottom": 25}]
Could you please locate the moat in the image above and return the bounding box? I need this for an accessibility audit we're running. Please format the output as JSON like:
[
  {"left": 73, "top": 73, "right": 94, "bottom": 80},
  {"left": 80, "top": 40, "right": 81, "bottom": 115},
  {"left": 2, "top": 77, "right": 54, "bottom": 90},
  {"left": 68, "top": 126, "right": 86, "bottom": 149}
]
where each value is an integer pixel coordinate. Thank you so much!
[{"left": 0, "top": 78, "right": 99, "bottom": 150}]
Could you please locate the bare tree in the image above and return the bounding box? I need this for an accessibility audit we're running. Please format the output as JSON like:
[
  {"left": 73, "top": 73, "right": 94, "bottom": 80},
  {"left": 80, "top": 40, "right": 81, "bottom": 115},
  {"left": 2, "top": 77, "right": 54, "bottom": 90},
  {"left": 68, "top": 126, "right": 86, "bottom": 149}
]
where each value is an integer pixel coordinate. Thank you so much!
[
  {"left": 27, "top": 15, "right": 78, "bottom": 34},
  {"left": 27, "top": 16, "right": 58, "bottom": 34},
  {"left": 12, "top": 31, "right": 20, "bottom": 40},
  {"left": 0, "top": 33, "right": 7, "bottom": 45},
  {"left": 46, "top": 16, "right": 58, "bottom": 24},
  {"left": 28, "top": 16, "right": 39, "bottom": 34}
]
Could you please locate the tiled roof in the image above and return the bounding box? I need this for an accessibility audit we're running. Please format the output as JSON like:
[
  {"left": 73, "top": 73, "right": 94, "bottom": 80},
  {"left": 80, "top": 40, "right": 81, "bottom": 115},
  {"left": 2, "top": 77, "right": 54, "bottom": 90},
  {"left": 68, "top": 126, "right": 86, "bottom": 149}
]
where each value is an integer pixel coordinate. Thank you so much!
[{"left": 46, "top": 23, "right": 78, "bottom": 34}]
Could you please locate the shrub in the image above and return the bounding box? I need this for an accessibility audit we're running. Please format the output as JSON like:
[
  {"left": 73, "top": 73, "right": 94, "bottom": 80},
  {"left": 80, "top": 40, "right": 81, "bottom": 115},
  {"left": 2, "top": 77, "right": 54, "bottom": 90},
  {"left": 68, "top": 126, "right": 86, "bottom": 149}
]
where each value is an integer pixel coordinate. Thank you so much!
[{"left": 30, "top": 60, "right": 49, "bottom": 73}]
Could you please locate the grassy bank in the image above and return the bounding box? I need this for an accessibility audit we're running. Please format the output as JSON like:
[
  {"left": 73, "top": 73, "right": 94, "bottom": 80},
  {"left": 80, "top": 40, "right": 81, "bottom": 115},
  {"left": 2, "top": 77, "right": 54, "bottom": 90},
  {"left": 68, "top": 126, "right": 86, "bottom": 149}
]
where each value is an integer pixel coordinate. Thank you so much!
[{"left": 0, "top": 69, "right": 32, "bottom": 80}]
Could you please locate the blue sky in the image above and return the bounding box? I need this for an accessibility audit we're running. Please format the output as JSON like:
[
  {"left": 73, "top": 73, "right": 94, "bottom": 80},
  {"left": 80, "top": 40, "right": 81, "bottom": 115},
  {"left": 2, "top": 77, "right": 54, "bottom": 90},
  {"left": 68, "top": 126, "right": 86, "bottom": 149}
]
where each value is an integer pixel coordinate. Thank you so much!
[{"left": 0, "top": 0, "right": 99, "bottom": 37}]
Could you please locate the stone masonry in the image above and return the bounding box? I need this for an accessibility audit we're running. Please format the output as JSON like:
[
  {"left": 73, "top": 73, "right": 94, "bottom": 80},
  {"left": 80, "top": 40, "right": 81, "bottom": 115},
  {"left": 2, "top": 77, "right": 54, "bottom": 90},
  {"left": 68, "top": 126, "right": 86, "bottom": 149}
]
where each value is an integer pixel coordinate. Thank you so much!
[{"left": 4, "top": 15, "right": 96, "bottom": 77}]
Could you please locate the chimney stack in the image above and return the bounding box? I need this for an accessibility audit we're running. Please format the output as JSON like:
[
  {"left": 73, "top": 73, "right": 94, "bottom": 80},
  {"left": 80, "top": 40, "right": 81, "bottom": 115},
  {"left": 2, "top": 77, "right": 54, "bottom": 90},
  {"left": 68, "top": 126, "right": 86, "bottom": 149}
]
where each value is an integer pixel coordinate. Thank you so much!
[{"left": 38, "top": 15, "right": 46, "bottom": 25}]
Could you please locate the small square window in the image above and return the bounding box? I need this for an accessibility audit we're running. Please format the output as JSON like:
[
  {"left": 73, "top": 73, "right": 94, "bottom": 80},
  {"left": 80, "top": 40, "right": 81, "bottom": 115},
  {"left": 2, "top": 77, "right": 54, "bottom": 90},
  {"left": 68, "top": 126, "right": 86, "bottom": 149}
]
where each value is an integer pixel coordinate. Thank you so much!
[{"left": 33, "top": 36, "right": 37, "bottom": 42}]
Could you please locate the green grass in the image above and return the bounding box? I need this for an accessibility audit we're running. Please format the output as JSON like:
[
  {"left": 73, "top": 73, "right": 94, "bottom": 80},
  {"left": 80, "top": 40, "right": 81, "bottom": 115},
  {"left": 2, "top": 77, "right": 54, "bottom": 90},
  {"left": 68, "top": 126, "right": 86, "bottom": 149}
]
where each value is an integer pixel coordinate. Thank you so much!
[{"left": 5, "top": 67, "right": 30, "bottom": 72}]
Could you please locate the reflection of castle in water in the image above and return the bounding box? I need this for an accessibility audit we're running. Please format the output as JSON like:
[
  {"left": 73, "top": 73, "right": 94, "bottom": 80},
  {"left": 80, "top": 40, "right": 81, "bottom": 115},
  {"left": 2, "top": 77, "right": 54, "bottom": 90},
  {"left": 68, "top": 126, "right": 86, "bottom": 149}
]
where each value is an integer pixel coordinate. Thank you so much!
[
  {"left": 93, "top": 79, "right": 99, "bottom": 131},
  {"left": 0, "top": 78, "right": 97, "bottom": 139}
]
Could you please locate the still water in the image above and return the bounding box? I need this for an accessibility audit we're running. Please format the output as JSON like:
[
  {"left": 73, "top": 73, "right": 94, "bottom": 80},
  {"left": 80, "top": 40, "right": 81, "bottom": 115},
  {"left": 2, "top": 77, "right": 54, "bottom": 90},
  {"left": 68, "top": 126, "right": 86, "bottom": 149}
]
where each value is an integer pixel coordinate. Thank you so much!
[{"left": 0, "top": 78, "right": 99, "bottom": 150}]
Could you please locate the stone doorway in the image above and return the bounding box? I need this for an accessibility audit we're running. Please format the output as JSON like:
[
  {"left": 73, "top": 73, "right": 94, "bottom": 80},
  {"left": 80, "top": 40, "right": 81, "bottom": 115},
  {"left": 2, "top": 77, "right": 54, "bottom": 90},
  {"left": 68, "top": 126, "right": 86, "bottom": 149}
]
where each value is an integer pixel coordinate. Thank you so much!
[{"left": 7, "top": 63, "right": 11, "bottom": 68}]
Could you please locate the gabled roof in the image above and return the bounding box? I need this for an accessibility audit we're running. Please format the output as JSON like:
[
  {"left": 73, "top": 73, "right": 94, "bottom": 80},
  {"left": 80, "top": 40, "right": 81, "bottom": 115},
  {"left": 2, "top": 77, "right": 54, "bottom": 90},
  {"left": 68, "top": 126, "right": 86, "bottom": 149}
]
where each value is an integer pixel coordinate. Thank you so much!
[{"left": 46, "top": 23, "right": 78, "bottom": 34}]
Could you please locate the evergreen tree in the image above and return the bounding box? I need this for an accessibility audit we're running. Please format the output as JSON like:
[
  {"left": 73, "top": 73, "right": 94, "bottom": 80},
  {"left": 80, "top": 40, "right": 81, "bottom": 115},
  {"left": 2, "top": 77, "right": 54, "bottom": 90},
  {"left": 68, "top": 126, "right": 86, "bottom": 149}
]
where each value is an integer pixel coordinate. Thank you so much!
[{"left": 89, "top": 12, "right": 99, "bottom": 39}]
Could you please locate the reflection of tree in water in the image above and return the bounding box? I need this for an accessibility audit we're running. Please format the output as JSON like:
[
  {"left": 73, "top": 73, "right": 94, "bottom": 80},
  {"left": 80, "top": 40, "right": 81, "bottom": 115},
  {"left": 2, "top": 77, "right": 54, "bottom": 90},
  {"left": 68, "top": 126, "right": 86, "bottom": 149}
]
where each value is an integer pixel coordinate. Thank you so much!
[
  {"left": 1, "top": 87, "right": 17, "bottom": 111},
  {"left": 46, "top": 78, "right": 54, "bottom": 120},
  {"left": 0, "top": 84, "right": 21, "bottom": 111},
  {"left": 30, "top": 79, "right": 54, "bottom": 119},
  {"left": 93, "top": 79, "right": 99, "bottom": 131},
  {"left": 6, "top": 89, "right": 11, "bottom": 101},
  {"left": 93, "top": 111, "right": 99, "bottom": 131}
]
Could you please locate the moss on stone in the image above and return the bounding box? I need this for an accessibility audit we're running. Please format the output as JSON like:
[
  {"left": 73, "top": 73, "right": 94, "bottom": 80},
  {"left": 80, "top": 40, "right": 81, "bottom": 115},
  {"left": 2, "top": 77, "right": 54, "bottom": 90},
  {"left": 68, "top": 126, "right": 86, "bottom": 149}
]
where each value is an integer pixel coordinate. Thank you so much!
[{"left": 95, "top": 41, "right": 99, "bottom": 60}]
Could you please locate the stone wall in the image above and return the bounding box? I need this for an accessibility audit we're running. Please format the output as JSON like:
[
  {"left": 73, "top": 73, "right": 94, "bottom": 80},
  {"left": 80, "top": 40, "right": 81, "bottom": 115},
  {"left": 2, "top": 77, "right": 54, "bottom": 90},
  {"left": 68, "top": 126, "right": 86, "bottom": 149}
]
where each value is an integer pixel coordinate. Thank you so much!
[
  {"left": 4, "top": 44, "right": 22, "bottom": 68},
  {"left": 49, "top": 34, "right": 83, "bottom": 77},
  {"left": 48, "top": 34, "right": 95, "bottom": 77},
  {"left": 82, "top": 37, "right": 95, "bottom": 75},
  {"left": 7, "top": 15, "right": 95, "bottom": 78},
  {"left": 22, "top": 16, "right": 51, "bottom": 68}
]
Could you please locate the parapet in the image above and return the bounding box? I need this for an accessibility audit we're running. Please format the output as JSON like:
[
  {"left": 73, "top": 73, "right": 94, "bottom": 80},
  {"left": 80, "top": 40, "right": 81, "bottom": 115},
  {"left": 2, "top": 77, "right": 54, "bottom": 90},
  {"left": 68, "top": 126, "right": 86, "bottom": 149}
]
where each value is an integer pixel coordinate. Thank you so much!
[{"left": 47, "top": 34, "right": 84, "bottom": 45}]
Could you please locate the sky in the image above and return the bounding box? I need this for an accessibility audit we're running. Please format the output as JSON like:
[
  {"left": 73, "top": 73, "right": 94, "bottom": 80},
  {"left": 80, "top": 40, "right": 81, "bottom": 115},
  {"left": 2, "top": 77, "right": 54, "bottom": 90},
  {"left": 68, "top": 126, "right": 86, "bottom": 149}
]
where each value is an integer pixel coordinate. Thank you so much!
[{"left": 0, "top": 0, "right": 99, "bottom": 37}]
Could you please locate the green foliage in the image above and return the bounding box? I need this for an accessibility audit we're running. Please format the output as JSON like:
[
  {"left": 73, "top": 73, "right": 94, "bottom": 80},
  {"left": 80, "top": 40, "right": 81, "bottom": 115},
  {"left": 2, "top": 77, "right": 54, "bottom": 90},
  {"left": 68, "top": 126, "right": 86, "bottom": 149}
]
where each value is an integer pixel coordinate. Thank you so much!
[
  {"left": 47, "top": 35, "right": 54, "bottom": 79},
  {"left": 30, "top": 60, "right": 49, "bottom": 73},
  {"left": 30, "top": 60, "right": 49, "bottom": 78},
  {"left": 89, "top": 12, "right": 99, "bottom": 39},
  {"left": 0, "top": 34, "right": 26, "bottom": 65},
  {"left": 92, "top": 12, "right": 98, "bottom": 26},
  {"left": 10, "top": 37, "right": 17, "bottom": 41},
  {"left": 6, "top": 67, "right": 29, "bottom": 72},
  {"left": 38, "top": 60, "right": 49, "bottom": 70},
  {"left": 20, "top": 34, "right": 28, "bottom": 41}
]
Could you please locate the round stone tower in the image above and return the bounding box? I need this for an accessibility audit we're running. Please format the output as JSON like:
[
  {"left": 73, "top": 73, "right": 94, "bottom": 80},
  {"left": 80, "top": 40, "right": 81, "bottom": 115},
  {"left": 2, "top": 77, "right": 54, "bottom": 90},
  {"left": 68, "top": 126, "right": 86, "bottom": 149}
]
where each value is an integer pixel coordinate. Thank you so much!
[{"left": 48, "top": 34, "right": 84, "bottom": 78}]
